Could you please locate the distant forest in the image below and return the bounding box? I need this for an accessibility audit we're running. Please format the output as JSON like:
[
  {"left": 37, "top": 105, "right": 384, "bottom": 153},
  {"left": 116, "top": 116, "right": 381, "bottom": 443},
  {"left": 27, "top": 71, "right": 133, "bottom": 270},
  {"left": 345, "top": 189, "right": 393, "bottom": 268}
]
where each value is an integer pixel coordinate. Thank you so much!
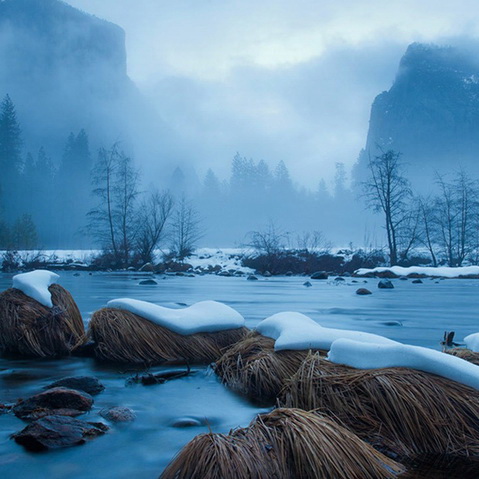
[{"left": 0, "top": 94, "right": 361, "bottom": 252}]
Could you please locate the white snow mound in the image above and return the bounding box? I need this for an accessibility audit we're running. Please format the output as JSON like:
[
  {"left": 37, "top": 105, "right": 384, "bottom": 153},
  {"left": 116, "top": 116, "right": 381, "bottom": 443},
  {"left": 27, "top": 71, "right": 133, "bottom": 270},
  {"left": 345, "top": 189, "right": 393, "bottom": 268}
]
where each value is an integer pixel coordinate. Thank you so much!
[
  {"left": 328, "top": 338, "right": 479, "bottom": 390},
  {"left": 107, "top": 298, "right": 245, "bottom": 335},
  {"left": 256, "top": 312, "right": 395, "bottom": 351},
  {"left": 12, "top": 270, "right": 60, "bottom": 308},
  {"left": 465, "top": 333, "right": 479, "bottom": 352},
  {"left": 355, "top": 265, "right": 479, "bottom": 278}
]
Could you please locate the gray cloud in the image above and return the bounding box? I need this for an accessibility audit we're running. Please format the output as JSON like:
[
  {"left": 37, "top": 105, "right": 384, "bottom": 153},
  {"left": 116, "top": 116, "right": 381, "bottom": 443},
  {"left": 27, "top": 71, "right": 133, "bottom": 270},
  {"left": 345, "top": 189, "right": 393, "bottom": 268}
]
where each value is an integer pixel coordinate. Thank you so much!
[{"left": 66, "top": 0, "right": 479, "bottom": 187}]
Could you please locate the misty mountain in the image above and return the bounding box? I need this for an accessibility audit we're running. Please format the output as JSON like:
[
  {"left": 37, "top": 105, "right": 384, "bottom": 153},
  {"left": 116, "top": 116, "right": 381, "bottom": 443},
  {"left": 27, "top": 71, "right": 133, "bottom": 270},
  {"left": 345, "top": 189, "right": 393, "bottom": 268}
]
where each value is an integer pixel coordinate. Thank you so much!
[
  {"left": 0, "top": 0, "right": 150, "bottom": 158},
  {"left": 357, "top": 42, "right": 479, "bottom": 184}
]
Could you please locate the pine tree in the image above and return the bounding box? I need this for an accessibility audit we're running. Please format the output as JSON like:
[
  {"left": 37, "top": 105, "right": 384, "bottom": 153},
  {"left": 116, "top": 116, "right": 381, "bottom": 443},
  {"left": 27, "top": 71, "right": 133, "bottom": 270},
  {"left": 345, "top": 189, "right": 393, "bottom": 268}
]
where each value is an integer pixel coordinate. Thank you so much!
[{"left": 0, "top": 94, "right": 22, "bottom": 177}]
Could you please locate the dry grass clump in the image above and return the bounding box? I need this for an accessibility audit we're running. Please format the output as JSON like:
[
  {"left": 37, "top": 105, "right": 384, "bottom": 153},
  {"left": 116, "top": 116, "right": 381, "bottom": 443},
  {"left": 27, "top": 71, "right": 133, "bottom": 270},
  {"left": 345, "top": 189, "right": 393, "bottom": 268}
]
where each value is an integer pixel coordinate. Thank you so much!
[
  {"left": 0, "top": 284, "right": 86, "bottom": 358},
  {"left": 161, "top": 408, "right": 404, "bottom": 479},
  {"left": 214, "top": 331, "right": 326, "bottom": 403},
  {"left": 280, "top": 353, "right": 479, "bottom": 458},
  {"left": 446, "top": 348, "right": 479, "bottom": 365},
  {"left": 88, "top": 307, "right": 248, "bottom": 365}
]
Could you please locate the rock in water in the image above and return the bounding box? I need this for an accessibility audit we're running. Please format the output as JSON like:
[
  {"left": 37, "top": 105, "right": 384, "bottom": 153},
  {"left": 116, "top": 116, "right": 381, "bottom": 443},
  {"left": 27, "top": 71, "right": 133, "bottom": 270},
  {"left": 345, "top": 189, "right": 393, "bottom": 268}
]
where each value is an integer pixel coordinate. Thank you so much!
[
  {"left": 12, "top": 415, "right": 108, "bottom": 451},
  {"left": 303, "top": 281, "right": 313, "bottom": 288},
  {"left": 44, "top": 376, "right": 104, "bottom": 396},
  {"left": 378, "top": 279, "right": 394, "bottom": 289},
  {"left": 100, "top": 407, "right": 135, "bottom": 423},
  {"left": 13, "top": 387, "right": 93, "bottom": 420},
  {"left": 247, "top": 275, "right": 258, "bottom": 281},
  {"left": 356, "top": 288, "right": 372, "bottom": 295},
  {"left": 311, "top": 271, "right": 328, "bottom": 280},
  {"left": 412, "top": 279, "right": 423, "bottom": 284},
  {"left": 139, "top": 279, "right": 157, "bottom": 285}
]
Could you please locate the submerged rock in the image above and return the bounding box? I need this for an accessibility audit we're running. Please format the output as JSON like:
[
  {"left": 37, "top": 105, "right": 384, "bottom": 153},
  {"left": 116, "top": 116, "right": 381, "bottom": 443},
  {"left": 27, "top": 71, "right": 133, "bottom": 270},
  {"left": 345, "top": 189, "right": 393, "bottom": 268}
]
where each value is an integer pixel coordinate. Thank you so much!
[
  {"left": 139, "top": 279, "right": 157, "bottom": 285},
  {"left": 311, "top": 271, "right": 328, "bottom": 280},
  {"left": 356, "top": 288, "right": 372, "bottom": 295},
  {"left": 12, "top": 415, "right": 108, "bottom": 451},
  {"left": 171, "top": 416, "right": 209, "bottom": 428},
  {"left": 100, "top": 407, "right": 135, "bottom": 423},
  {"left": 247, "top": 275, "right": 258, "bottom": 281},
  {"left": 45, "top": 376, "right": 104, "bottom": 396},
  {"left": 412, "top": 279, "right": 423, "bottom": 284},
  {"left": 303, "top": 281, "right": 313, "bottom": 288},
  {"left": 378, "top": 279, "right": 394, "bottom": 289},
  {"left": 14, "top": 387, "right": 93, "bottom": 420},
  {"left": 334, "top": 277, "right": 345, "bottom": 282}
]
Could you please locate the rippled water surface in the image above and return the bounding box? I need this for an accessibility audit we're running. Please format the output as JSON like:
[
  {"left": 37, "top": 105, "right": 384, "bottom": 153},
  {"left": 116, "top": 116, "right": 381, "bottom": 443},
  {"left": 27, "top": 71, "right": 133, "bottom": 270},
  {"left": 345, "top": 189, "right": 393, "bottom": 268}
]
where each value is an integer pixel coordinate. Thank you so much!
[{"left": 1, "top": 272, "right": 478, "bottom": 478}]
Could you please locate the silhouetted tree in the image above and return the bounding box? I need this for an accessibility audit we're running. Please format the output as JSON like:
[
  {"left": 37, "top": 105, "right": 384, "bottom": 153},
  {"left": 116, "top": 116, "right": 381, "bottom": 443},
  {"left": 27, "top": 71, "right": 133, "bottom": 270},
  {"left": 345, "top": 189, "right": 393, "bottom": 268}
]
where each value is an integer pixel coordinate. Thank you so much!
[
  {"left": 169, "top": 197, "right": 203, "bottom": 260},
  {"left": 88, "top": 144, "right": 140, "bottom": 266},
  {"left": 136, "top": 190, "right": 174, "bottom": 264},
  {"left": 363, "top": 150, "right": 411, "bottom": 265}
]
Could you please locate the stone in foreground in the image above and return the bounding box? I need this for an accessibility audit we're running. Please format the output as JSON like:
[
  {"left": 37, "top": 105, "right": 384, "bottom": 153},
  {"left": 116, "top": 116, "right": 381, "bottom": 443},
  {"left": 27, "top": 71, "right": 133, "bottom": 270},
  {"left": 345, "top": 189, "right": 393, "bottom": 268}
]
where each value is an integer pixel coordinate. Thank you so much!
[
  {"left": 14, "top": 387, "right": 93, "bottom": 420},
  {"left": 45, "top": 376, "right": 105, "bottom": 396},
  {"left": 12, "top": 415, "right": 108, "bottom": 451}
]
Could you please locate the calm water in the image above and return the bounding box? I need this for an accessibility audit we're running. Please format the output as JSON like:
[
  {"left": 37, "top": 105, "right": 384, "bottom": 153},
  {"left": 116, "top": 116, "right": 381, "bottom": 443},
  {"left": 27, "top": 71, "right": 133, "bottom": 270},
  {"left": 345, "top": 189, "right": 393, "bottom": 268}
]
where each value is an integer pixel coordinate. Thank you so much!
[{"left": 0, "top": 272, "right": 478, "bottom": 478}]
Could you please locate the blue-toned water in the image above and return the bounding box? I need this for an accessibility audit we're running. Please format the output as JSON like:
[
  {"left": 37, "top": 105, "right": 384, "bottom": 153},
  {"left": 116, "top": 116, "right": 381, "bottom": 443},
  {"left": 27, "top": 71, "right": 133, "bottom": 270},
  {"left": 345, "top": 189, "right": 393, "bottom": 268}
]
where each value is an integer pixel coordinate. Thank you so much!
[{"left": 0, "top": 272, "right": 478, "bottom": 478}]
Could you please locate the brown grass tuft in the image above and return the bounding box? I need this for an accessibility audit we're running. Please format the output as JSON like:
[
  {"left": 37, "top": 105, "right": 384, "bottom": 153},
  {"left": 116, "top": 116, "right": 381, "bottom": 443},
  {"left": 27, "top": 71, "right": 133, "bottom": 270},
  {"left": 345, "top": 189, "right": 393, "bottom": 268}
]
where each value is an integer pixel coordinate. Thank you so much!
[
  {"left": 446, "top": 348, "right": 479, "bottom": 365},
  {"left": 88, "top": 307, "right": 249, "bottom": 365},
  {"left": 280, "top": 353, "right": 479, "bottom": 458},
  {"left": 161, "top": 408, "right": 404, "bottom": 479},
  {"left": 213, "top": 332, "right": 326, "bottom": 403},
  {"left": 0, "top": 284, "right": 86, "bottom": 358}
]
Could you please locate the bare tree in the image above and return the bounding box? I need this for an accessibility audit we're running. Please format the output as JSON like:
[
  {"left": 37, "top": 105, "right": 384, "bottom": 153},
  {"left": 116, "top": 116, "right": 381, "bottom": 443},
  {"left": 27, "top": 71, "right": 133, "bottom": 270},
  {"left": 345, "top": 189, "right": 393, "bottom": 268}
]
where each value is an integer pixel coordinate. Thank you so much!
[
  {"left": 169, "top": 197, "right": 203, "bottom": 260},
  {"left": 88, "top": 144, "right": 140, "bottom": 266},
  {"left": 434, "top": 171, "right": 478, "bottom": 266},
  {"left": 362, "top": 150, "right": 411, "bottom": 265},
  {"left": 136, "top": 190, "right": 174, "bottom": 264},
  {"left": 247, "top": 221, "right": 286, "bottom": 256},
  {"left": 417, "top": 195, "right": 439, "bottom": 266},
  {"left": 296, "top": 230, "right": 331, "bottom": 254}
]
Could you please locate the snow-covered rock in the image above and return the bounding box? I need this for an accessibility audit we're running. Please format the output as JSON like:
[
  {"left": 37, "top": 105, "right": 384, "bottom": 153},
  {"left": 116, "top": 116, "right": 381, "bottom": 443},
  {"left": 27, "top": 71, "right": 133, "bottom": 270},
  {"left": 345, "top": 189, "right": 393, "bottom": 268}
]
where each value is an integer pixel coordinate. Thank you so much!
[
  {"left": 107, "top": 298, "right": 245, "bottom": 335},
  {"left": 12, "top": 270, "right": 59, "bottom": 308},
  {"left": 464, "top": 333, "right": 479, "bottom": 352},
  {"left": 256, "top": 312, "right": 395, "bottom": 351},
  {"left": 355, "top": 265, "right": 479, "bottom": 278},
  {"left": 328, "top": 338, "right": 479, "bottom": 390}
]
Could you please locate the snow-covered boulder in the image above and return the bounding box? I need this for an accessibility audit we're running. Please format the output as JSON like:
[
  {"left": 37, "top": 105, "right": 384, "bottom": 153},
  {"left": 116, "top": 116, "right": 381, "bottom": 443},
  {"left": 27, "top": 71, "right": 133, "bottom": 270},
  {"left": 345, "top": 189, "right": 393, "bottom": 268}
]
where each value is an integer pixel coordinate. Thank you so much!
[
  {"left": 256, "top": 312, "right": 395, "bottom": 351},
  {"left": 328, "top": 338, "right": 479, "bottom": 390},
  {"left": 13, "top": 270, "right": 59, "bottom": 308}
]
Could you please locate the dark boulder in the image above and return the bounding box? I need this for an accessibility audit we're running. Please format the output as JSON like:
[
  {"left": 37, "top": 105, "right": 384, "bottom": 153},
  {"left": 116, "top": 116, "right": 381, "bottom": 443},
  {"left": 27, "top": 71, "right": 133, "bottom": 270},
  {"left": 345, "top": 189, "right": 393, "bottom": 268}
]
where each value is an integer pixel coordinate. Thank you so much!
[
  {"left": 12, "top": 415, "right": 108, "bottom": 451},
  {"left": 247, "top": 275, "right": 258, "bottom": 281},
  {"left": 100, "top": 407, "right": 135, "bottom": 423},
  {"left": 139, "top": 279, "right": 157, "bottom": 285},
  {"left": 45, "top": 376, "right": 104, "bottom": 396},
  {"left": 303, "top": 281, "right": 313, "bottom": 288},
  {"left": 14, "top": 387, "right": 93, "bottom": 420},
  {"left": 356, "top": 288, "right": 372, "bottom": 295},
  {"left": 378, "top": 279, "right": 394, "bottom": 289},
  {"left": 334, "top": 277, "right": 345, "bottom": 282},
  {"left": 412, "top": 279, "right": 423, "bottom": 284},
  {"left": 311, "top": 271, "right": 328, "bottom": 280}
]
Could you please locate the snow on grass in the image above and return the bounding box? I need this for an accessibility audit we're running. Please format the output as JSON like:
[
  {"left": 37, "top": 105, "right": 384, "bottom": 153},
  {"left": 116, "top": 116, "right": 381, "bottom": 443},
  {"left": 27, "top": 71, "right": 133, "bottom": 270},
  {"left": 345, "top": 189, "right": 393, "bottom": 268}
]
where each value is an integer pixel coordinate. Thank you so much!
[
  {"left": 12, "top": 270, "right": 59, "bottom": 308},
  {"left": 256, "top": 312, "right": 395, "bottom": 351},
  {"left": 107, "top": 298, "right": 245, "bottom": 335},
  {"left": 465, "top": 333, "right": 479, "bottom": 352},
  {"left": 185, "top": 248, "right": 254, "bottom": 273},
  {"left": 355, "top": 265, "right": 479, "bottom": 278},
  {"left": 328, "top": 338, "right": 479, "bottom": 390}
]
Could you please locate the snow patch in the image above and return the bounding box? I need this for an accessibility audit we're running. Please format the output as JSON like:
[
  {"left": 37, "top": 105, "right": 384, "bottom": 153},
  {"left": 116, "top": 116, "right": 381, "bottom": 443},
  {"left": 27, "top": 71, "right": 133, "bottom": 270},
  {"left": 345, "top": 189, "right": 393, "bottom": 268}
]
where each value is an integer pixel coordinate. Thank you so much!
[
  {"left": 465, "top": 333, "right": 479, "bottom": 352},
  {"left": 107, "top": 298, "right": 245, "bottom": 335},
  {"left": 12, "top": 270, "right": 59, "bottom": 308},
  {"left": 256, "top": 312, "right": 395, "bottom": 351},
  {"left": 355, "top": 265, "right": 479, "bottom": 278},
  {"left": 328, "top": 338, "right": 479, "bottom": 390}
]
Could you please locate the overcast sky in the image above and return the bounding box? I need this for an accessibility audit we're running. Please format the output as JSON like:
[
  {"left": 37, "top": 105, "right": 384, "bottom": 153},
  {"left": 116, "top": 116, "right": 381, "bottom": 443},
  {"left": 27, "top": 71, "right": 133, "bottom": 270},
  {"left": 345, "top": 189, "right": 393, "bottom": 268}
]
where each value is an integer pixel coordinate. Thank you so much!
[{"left": 67, "top": 0, "right": 479, "bottom": 188}]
